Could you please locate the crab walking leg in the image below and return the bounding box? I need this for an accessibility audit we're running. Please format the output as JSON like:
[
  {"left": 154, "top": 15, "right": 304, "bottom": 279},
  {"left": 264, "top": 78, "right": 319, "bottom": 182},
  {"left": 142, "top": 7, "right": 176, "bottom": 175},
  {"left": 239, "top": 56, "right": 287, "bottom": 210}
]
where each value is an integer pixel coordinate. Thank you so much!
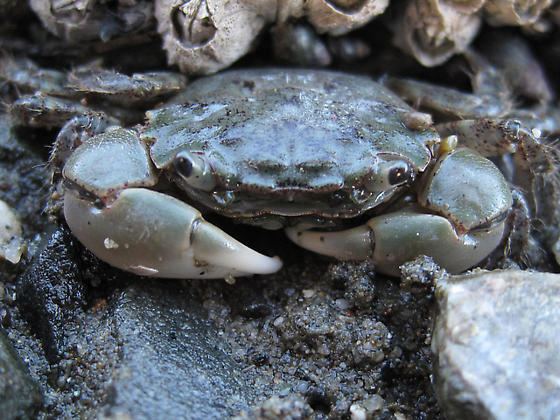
[
  {"left": 384, "top": 76, "right": 505, "bottom": 120},
  {"left": 64, "top": 188, "right": 282, "bottom": 279},
  {"left": 435, "top": 119, "right": 522, "bottom": 157},
  {"left": 385, "top": 50, "right": 512, "bottom": 120},
  {"left": 51, "top": 113, "right": 118, "bottom": 178},
  {"left": 286, "top": 211, "right": 505, "bottom": 277},
  {"left": 437, "top": 119, "right": 560, "bottom": 176}
]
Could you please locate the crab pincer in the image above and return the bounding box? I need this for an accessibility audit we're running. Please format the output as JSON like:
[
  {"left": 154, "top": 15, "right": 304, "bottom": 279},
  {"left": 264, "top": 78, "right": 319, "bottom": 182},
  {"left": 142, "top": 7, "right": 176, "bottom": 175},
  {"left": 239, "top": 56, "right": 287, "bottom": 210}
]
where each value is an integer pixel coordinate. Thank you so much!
[
  {"left": 287, "top": 147, "right": 512, "bottom": 276},
  {"left": 62, "top": 127, "right": 281, "bottom": 279},
  {"left": 64, "top": 189, "right": 282, "bottom": 278}
]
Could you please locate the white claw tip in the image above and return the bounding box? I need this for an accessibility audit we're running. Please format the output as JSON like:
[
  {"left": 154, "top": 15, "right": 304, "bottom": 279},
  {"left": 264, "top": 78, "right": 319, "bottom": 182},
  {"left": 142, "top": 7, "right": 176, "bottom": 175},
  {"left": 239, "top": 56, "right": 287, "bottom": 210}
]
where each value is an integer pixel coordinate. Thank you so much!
[
  {"left": 65, "top": 188, "right": 283, "bottom": 279},
  {"left": 128, "top": 265, "right": 160, "bottom": 276}
]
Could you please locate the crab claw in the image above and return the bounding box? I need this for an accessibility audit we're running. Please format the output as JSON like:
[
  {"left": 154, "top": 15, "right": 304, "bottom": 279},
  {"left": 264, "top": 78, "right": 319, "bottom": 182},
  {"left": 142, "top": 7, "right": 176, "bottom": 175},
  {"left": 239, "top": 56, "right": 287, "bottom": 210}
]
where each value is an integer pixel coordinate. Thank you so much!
[
  {"left": 286, "top": 210, "right": 505, "bottom": 276},
  {"left": 64, "top": 188, "right": 282, "bottom": 279}
]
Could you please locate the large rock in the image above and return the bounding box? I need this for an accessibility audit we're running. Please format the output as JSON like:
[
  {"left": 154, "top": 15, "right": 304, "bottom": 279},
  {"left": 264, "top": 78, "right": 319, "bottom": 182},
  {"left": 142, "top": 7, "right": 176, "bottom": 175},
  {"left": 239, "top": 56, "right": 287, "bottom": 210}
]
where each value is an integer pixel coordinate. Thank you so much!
[
  {"left": 433, "top": 269, "right": 560, "bottom": 419},
  {"left": 13, "top": 226, "right": 256, "bottom": 417},
  {"left": 0, "top": 330, "right": 42, "bottom": 419},
  {"left": 101, "top": 282, "right": 255, "bottom": 419}
]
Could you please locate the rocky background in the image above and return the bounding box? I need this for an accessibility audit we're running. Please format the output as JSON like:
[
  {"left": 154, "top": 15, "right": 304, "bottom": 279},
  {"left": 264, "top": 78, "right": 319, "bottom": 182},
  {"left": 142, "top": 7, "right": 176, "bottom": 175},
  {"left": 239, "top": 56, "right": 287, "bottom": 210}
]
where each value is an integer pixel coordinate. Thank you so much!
[{"left": 1, "top": 1, "right": 560, "bottom": 419}]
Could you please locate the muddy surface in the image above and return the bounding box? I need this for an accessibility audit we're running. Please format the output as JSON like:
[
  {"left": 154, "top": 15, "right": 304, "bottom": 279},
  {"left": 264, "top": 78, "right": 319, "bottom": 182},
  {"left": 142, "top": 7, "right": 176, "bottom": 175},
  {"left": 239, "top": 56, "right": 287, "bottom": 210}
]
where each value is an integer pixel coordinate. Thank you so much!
[{"left": 1, "top": 216, "right": 442, "bottom": 418}]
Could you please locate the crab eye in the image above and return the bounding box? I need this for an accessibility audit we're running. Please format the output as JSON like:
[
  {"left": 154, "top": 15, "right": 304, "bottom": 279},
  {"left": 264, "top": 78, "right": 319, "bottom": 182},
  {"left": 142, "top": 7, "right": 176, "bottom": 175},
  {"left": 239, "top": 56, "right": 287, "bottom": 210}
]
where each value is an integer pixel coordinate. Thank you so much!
[
  {"left": 366, "top": 159, "right": 414, "bottom": 193},
  {"left": 388, "top": 164, "right": 411, "bottom": 185},
  {"left": 174, "top": 155, "right": 194, "bottom": 178},
  {"left": 173, "top": 151, "right": 216, "bottom": 191}
]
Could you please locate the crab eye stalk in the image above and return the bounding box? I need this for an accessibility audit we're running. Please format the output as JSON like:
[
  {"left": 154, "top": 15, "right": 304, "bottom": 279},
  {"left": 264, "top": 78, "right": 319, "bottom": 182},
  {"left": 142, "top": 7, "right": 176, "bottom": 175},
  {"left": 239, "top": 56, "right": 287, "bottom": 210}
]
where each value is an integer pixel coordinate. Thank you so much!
[{"left": 173, "top": 151, "right": 216, "bottom": 191}]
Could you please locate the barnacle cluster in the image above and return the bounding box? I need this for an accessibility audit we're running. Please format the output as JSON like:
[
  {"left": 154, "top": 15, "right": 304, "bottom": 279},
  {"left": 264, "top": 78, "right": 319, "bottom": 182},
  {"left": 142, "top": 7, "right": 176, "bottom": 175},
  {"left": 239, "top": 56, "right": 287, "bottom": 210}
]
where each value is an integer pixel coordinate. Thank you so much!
[
  {"left": 25, "top": 0, "right": 558, "bottom": 72},
  {"left": 393, "top": 0, "right": 554, "bottom": 66},
  {"left": 156, "top": 0, "right": 390, "bottom": 73}
]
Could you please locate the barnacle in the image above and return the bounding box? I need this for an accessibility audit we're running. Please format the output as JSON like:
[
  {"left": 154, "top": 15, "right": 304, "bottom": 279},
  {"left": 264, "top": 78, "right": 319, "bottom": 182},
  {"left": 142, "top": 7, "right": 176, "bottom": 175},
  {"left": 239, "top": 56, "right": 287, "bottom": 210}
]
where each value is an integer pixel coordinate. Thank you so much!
[
  {"left": 438, "top": 0, "right": 486, "bottom": 14},
  {"left": 29, "top": 0, "right": 154, "bottom": 43},
  {"left": 155, "top": 0, "right": 273, "bottom": 75},
  {"left": 155, "top": 0, "right": 387, "bottom": 74},
  {"left": 484, "top": 0, "right": 552, "bottom": 26},
  {"left": 299, "top": 0, "right": 389, "bottom": 35},
  {"left": 393, "top": 0, "right": 481, "bottom": 67}
]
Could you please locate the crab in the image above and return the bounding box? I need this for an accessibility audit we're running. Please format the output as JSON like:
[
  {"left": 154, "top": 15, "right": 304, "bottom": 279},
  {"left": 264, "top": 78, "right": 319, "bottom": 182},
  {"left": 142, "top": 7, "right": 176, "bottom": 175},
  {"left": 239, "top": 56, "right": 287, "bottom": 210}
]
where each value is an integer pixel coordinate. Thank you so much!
[{"left": 2, "top": 49, "right": 556, "bottom": 279}]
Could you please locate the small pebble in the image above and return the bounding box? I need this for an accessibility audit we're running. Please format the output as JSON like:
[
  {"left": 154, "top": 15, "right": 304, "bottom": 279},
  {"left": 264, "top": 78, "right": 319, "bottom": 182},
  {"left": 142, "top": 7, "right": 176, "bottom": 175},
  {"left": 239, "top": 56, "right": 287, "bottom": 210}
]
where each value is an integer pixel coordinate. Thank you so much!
[
  {"left": 0, "top": 199, "right": 24, "bottom": 264},
  {"left": 302, "top": 289, "right": 315, "bottom": 298},
  {"left": 350, "top": 403, "right": 367, "bottom": 420},
  {"left": 335, "top": 298, "right": 350, "bottom": 310},
  {"left": 363, "top": 394, "right": 384, "bottom": 413},
  {"left": 273, "top": 316, "right": 285, "bottom": 328}
]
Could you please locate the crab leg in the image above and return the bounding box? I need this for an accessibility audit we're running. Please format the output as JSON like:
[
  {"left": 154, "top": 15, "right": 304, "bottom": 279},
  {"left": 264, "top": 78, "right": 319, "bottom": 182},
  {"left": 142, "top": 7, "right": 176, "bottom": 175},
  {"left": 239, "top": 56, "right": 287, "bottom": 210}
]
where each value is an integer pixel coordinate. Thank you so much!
[
  {"left": 10, "top": 94, "right": 90, "bottom": 129},
  {"left": 435, "top": 118, "right": 522, "bottom": 157},
  {"left": 436, "top": 118, "right": 560, "bottom": 179},
  {"left": 384, "top": 50, "right": 512, "bottom": 119},
  {"left": 64, "top": 188, "right": 282, "bottom": 279},
  {"left": 51, "top": 112, "right": 118, "bottom": 174},
  {"left": 286, "top": 210, "right": 505, "bottom": 276}
]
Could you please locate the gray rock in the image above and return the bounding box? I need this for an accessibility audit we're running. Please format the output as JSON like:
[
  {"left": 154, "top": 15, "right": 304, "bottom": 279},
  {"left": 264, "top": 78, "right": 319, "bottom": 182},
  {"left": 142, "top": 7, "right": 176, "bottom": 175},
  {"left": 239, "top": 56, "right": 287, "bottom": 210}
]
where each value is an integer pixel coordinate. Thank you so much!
[
  {"left": 16, "top": 227, "right": 87, "bottom": 362},
  {"left": 101, "top": 282, "right": 255, "bottom": 419},
  {"left": 433, "top": 269, "right": 560, "bottom": 420},
  {"left": 0, "top": 330, "right": 42, "bottom": 419},
  {"left": 11, "top": 225, "right": 257, "bottom": 418}
]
